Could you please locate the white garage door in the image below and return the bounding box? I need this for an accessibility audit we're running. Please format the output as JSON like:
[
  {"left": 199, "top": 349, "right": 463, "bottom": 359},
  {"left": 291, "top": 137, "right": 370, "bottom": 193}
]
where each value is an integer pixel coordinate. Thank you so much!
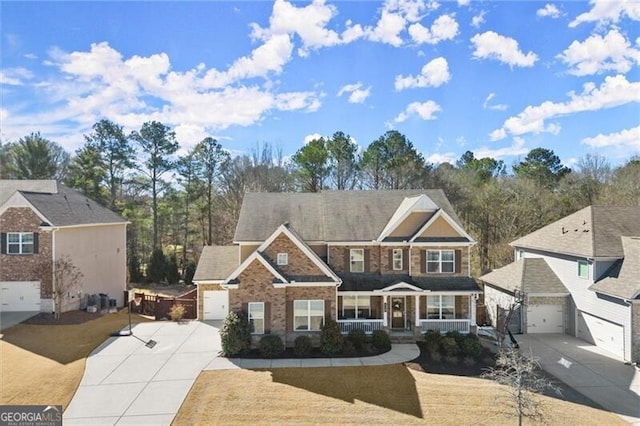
[
  {"left": 526, "top": 304, "right": 563, "bottom": 333},
  {"left": 577, "top": 311, "right": 624, "bottom": 359},
  {"left": 1, "top": 281, "right": 41, "bottom": 312},
  {"left": 203, "top": 290, "right": 228, "bottom": 320}
]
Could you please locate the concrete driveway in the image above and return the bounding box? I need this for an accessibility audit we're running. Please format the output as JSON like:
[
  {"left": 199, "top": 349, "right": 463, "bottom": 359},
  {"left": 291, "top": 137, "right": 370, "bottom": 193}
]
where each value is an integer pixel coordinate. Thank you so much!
[
  {"left": 64, "top": 320, "right": 222, "bottom": 425},
  {"left": 516, "top": 333, "right": 640, "bottom": 425},
  {"left": 0, "top": 311, "right": 39, "bottom": 331}
]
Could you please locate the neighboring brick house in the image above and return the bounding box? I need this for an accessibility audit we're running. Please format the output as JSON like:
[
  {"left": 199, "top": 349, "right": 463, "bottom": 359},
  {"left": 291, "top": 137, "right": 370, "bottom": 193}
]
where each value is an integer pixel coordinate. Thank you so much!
[
  {"left": 0, "top": 180, "right": 128, "bottom": 313},
  {"left": 481, "top": 206, "right": 640, "bottom": 363},
  {"left": 194, "top": 190, "right": 480, "bottom": 346}
]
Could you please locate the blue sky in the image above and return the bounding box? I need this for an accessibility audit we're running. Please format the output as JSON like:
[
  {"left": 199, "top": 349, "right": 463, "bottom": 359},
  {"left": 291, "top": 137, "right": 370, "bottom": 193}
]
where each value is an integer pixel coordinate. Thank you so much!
[{"left": 2, "top": 0, "right": 639, "bottom": 168}]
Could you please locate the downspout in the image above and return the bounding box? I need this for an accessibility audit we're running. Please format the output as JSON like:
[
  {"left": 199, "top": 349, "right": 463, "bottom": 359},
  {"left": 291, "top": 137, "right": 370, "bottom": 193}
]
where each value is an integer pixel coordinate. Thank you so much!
[{"left": 51, "top": 227, "right": 58, "bottom": 314}]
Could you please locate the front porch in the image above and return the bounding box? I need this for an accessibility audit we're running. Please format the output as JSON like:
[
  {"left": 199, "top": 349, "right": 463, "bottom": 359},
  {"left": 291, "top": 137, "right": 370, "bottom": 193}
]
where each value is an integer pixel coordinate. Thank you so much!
[{"left": 337, "top": 291, "right": 478, "bottom": 337}]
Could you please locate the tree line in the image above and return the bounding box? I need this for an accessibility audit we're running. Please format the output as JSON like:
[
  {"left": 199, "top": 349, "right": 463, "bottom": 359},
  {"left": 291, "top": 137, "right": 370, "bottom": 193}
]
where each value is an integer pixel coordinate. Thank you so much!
[{"left": 1, "top": 120, "right": 638, "bottom": 283}]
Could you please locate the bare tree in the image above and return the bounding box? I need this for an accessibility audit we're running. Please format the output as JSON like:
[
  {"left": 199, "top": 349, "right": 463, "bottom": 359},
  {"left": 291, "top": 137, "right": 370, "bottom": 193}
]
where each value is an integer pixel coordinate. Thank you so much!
[
  {"left": 483, "top": 348, "right": 560, "bottom": 426},
  {"left": 50, "top": 255, "right": 84, "bottom": 319}
]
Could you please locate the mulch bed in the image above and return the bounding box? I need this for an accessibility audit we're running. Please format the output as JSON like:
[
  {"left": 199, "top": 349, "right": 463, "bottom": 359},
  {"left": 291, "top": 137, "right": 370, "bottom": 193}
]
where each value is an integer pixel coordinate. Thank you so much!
[
  {"left": 235, "top": 345, "right": 387, "bottom": 359},
  {"left": 24, "top": 310, "right": 110, "bottom": 325},
  {"left": 405, "top": 341, "right": 496, "bottom": 377}
]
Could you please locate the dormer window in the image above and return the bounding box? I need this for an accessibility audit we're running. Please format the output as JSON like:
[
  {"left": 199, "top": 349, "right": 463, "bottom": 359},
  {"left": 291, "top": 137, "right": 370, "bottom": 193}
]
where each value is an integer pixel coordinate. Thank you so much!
[
  {"left": 578, "top": 260, "right": 588, "bottom": 279},
  {"left": 277, "top": 252, "right": 288, "bottom": 266}
]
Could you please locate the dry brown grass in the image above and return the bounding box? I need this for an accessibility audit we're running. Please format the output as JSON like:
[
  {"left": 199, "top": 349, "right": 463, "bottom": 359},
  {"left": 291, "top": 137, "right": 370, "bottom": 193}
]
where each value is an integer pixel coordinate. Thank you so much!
[
  {"left": 174, "top": 365, "right": 627, "bottom": 426},
  {"left": 0, "top": 309, "right": 149, "bottom": 409}
]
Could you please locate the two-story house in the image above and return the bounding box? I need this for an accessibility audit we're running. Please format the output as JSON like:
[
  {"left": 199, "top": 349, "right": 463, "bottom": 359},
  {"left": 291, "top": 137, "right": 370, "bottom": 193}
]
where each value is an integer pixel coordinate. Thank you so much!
[
  {"left": 481, "top": 206, "right": 640, "bottom": 363},
  {"left": 0, "top": 180, "right": 128, "bottom": 314},
  {"left": 194, "top": 190, "right": 480, "bottom": 345}
]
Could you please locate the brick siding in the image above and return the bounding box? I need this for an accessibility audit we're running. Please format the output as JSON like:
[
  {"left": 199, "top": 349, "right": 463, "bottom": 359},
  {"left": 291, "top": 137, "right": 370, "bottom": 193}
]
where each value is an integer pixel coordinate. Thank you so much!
[
  {"left": 263, "top": 233, "right": 325, "bottom": 277},
  {"left": 0, "top": 207, "right": 52, "bottom": 299}
]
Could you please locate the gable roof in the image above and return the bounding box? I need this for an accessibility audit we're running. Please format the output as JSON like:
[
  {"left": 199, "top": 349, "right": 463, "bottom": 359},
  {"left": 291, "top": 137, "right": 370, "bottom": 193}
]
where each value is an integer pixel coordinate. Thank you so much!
[
  {"left": 511, "top": 206, "right": 640, "bottom": 258},
  {"left": 480, "top": 258, "right": 568, "bottom": 294},
  {"left": 0, "top": 180, "right": 58, "bottom": 205},
  {"left": 590, "top": 237, "right": 640, "bottom": 300},
  {"left": 1, "top": 180, "right": 125, "bottom": 226},
  {"left": 377, "top": 194, "right": 438, "bottom": 241},
  {"left": 234, "top": 190, "right": 462, "bottom": 242},
  {"left": 338, "top": 272, "right": 480, "bottom": 292},
  {"left": 409, "top": 209, "right": 474, "bottom": 243},
  {"left": 193, "top": 246, "right": 239, "bottom": 283}
]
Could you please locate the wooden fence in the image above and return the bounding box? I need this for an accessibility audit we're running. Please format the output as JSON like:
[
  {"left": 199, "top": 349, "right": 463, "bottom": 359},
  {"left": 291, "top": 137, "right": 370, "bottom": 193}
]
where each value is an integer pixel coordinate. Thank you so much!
[{"left": 130, "top": 288, "right": 197, "bottom": 320}]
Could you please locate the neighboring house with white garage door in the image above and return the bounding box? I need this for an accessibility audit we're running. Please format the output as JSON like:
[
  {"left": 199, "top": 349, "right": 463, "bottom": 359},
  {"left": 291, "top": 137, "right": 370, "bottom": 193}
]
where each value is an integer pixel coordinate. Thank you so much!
[
  {"left": 481, "top": 206, "right": 640, "bottom": 363},
  {"left": 0, "top": 180, "right": 128, "bottom": 314}
]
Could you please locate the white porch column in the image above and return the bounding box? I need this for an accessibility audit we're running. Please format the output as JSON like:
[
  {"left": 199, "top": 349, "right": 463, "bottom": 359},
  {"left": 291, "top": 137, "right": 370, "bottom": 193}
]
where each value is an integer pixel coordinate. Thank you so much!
[
  {"left": 470, "top": 293, "right": 477, "bottom": 326},
  {"left": 383, "top": 295, "right": 388, "bottom": 327},
  {"left": 415, "top": 295, "right": 420, "bottom": 330}
]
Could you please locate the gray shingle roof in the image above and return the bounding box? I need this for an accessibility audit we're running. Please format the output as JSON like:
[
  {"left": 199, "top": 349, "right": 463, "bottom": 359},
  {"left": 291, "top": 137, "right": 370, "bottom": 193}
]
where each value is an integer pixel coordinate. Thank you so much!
[
  {"left": 511, "top": 206, "right": 640, "bottom": 258},
  {"left": 234, "top": 190, "right": 462, "bottom": 242},
  {"left": 20, "top": 184, "right": 125, "bottom": 226},
  {"left": 193, "top": 246, "right": 239, "bottom": 282},
  {"left": 480, "top": 258, "right": 568, "bottom": 294},
  {"left": 338, "top": 273, "right": 480, "bottom": 292},
  {"left": 590, "top": 237, "right": 640, "bottom": 299}
]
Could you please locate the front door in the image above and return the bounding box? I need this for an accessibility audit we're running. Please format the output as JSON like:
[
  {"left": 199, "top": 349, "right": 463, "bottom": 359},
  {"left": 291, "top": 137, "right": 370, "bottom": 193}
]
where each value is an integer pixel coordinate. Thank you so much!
[{"left": 391, "top": 296, "right": 405, "bottom": 329}]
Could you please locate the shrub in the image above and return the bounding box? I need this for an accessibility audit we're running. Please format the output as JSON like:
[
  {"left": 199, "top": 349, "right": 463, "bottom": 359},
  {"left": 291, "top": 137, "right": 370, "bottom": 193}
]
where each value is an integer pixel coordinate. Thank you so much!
[
  {"left": 168, "top": 303, "right": 185, "bottom": 321},
  {"left": 440, "top": 336, "right": 459, "bottom": 357},
  {"left": 445, "top": 330, "right": 465, "bottom": 346},
  {"left": 220, "top": 311, "right": 251, "bottom": 357},
  {"left": 320, "top": 320, "right": 344, "bottom": 356},
  {"left": 342, "top": 340, "right": 358, "bottom": 356},
  {"left": 259, "top": 335, "right": 284, "bottom": 358},
  {"left": 147, "top": 248, "right": 167, "bottom": 284},
  {"left": 423, "top": 329, "right": 442, "bottom": 350},
  {"left": 183, "top": 260, "right": 196, "bottom": 285},
  {"left": 461, "top": 335, "right": 483, "bottom": 358},
  {"left": 445, "top": 355, "right": 459, "bottom": 364},
  {"left": 293, "top": 335, "right": 313, "bottom": 357},
  {"left": 371, "top": 330, "right": 391, "bottom": 353},
  {"left": 430, "top": 350, "right": 442, "bottom": 363},
  {"left": 463, "top": 356, "right": 477, "bottom": 366},
  {"left": 165, "top": 254, "right": 180, "bottom": 285},
  {"left": 348, "top": 328, "right": 367, "bottom": 351}
]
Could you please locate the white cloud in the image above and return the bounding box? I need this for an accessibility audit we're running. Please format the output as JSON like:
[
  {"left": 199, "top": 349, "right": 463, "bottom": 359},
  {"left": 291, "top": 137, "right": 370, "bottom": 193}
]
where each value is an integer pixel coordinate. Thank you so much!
[
  {"left": 581, "top": 125, "right": 640, "bottom": 149},
  {"left": 474, "top": 137, "right": 528, "bottom": 159},
  {"left": 471, "top": 31, "right": 538, "bottom": 67},
  {"left": 337, "top": 82, "right": 371, "bottom": 103},
  {"left": 537, "top": 4, "right": 561, "bottom": 18},
  {"left": 394, "top": 100, "right": 441, "bottom": 122},
  {"left": 471, "top": 11, "right": 485, "bottom": 28},
  {"left": 569, "top": 0, "right": 640, "bottom": 27},
  {"left": 483, "top": 92, "right": 508, "bottom": 110},
  {"left": 408, "top": 14, "right": 459, "bottom": 45},
  {"left": 490, "top": 74, "right": 640, "bottom": 140},
  {"left": 557, "top": 29, "right": 640, "bottom": 76},
  {"left": 304, "top": 133, "right": 324, "bottom": 144},
  {"left": 364, "top": 0, "right": 439, "bottom": 46},
  {"left": 395, "top": 57, "right": 451, "bottom": 90},
  {"left": 457, "top": 0, "right": 470, "bottom": 6},
  {"left": 0, "top": 67, "right": 34, "bottom": 86},
  {"left": 251, "top": 0, "right": 343, "bottom": 57},
  {"left": 425, "top": 152, "right": 457, "bottom": 164}
]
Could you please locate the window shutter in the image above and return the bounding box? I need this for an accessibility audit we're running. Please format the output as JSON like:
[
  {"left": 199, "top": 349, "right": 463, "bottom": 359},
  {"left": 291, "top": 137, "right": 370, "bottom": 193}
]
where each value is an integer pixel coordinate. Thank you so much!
[
  {"left": 286, "top": 300, "right": 293, "bottom": 332},
  {"left": 241, "top": 302, "right": 248, "bottom": 316},
  {"left": 324, "top": 299, "right": 332, "bottom": 322},
  {"left": 344, "top": 249, "right": 350, "bottom": 272},
  {"left": 364, "top": 249, "right": 371, "bottom": 272},
  {"left": 0, "top": 233, "right": 6, "bottom": 254},
  {"left": 420, "top": 250, "right": 426, "bottom": 273},
  {"left": 455, "top": 249, "right": 462, "bottom": 274},
  {"left": 403, "top": 249, "right": 409, "bottom": 272},
  {"left": 33, "top": 233, "right": 39, "bottom": 254},
  {"left": 388, "top": 249, "right": 393, "bottom": 270},
  {"left": 264, "top": 302, "right": 271, "bottom": 334}
]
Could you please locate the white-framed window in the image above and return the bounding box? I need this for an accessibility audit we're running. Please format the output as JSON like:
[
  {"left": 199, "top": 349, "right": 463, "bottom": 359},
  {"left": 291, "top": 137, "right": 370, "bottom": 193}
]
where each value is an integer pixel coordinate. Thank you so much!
[
  {"left": 426, "top": 295, "right": 455, "bottom": 319},
  {"left": 341, "top": 295, "right": 371, "bottom": 319},
  {"left": 577, "top": 260, "right": 589, "bottom": 279},
  {"left": 277, "top": 252, "right": 288, "bottom": 266},
  {"left": 350, "top": 249, "right": 364, "bottom": 273},
  {"left": 392, "top": 249, "right": 403, "bottom": 270},
  {"left": 248, "top": 302, "right": 265, "bottom": 334},
  {"left": 427, "top": 250, "right": 455, "bottom": 273},
  {"left": 516, "top": 249, "right": 524, "bottom": 261},
  {"left": 294, "top": 300, "right": 324, "bottom": 331},
  {"left": 7, "top": 232, "right": 34, "bottom": 254}
]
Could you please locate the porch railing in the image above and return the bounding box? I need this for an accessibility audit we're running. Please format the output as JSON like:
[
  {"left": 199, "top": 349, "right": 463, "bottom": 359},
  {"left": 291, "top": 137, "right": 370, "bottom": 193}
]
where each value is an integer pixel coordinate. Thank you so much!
[
  {"left": 337, "top": 319, "right": 384, "bottom": 335},
  {"left": 419, "top": 319, "right": 470, "bottom": 334}
]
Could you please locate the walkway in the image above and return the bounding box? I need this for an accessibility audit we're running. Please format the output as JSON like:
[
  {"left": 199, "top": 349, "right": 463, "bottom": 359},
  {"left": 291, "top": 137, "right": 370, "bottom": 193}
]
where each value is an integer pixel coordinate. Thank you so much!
[
  {"left": 516, "top": 333, "right": 640, "bottom": 425},
  {"left": 64, "top": 320, "right": 419, "bottom": 425}
]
